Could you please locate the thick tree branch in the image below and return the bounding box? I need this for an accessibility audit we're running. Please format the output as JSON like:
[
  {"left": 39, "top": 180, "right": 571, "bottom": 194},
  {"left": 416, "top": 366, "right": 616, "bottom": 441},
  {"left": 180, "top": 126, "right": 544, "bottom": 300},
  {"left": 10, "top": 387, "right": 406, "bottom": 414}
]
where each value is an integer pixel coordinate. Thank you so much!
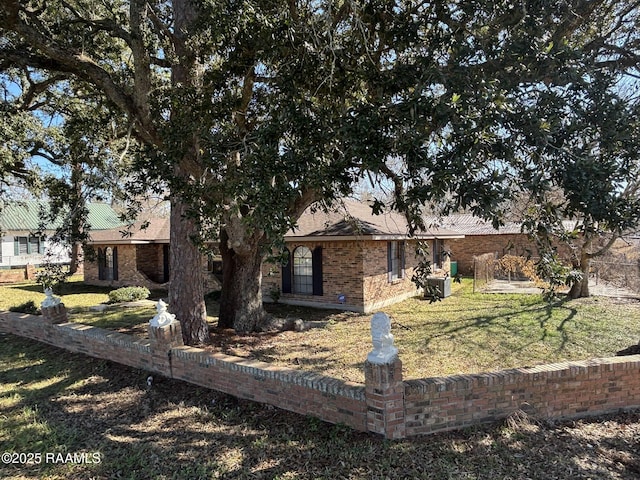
[{"left": 1, "top": 0, "right": 161, "bottom": 147}]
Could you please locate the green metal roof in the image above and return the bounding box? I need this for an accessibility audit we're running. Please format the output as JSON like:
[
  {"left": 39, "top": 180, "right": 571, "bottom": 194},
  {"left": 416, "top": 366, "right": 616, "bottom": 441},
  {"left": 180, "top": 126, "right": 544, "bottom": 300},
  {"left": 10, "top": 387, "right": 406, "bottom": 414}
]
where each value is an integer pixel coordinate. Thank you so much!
[{"left": 0, "top": 201, "right": 124, "bottom": 232}]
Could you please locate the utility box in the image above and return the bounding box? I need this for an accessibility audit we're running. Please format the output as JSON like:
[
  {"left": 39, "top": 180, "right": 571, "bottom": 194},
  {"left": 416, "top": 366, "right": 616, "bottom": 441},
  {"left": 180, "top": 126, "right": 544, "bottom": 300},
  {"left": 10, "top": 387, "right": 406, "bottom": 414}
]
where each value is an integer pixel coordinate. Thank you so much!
[{"left": 426, "top": 276, "right": 452, "bottom": 298}]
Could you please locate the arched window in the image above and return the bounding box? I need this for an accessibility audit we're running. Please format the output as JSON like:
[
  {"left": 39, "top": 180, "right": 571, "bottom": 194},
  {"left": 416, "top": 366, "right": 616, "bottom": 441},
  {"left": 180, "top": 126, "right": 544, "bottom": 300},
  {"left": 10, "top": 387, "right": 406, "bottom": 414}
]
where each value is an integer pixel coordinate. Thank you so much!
[{"left": 293, "top": 246, "right": 313, "bottom": 294}]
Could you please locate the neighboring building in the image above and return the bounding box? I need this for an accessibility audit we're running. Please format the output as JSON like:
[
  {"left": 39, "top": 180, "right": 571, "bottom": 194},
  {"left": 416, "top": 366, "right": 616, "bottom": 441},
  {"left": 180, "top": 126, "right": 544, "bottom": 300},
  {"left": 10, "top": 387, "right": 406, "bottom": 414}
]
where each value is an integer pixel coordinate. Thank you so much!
[
  {"left": 426, "top": 214, "right": 533, "bottom": 276},
  {"left": 84, "top": 217, "right": 222, "bottom": 292},
  {"left": 0, "top": 201, "right": 122, "bottom": 281},
  {"left": 429, "top": 214, "right": 577, "bottom": 275},
  {"left": 261, "top": 200, "right": 463, "bottom": 312}
]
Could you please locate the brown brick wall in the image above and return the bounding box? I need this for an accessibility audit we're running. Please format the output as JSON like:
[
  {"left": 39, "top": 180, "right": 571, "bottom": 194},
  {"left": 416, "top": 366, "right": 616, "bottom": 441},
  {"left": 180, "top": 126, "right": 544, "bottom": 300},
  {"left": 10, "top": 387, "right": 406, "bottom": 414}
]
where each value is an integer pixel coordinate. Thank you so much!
[
  {"left": 169, "top": 347, "right": 367, "bottom": 431},
  {"left": 0, "top": 311, "right": 367, "bottom": 433},
  {"left": 362, "top": 240, "right": 429, "bottom": 312},
  {"left": 84, "top": 244, "right": 166, "bottom": 289},
  {"left": 0, "top": 268, "right": 27, "bottom": 283},
  {"left": 263, "top": 240, "right": 366, "bottom": 310},
  {"left": 449, "top": 234, "right": 536, "bottom": 276},
  {"left": 136, "top": 244, "right": 165, "bottom": 283},
  {"left": 2, "top": 311, "right": 639, "bottom": 438},
  {"left": 404, "top": 358, "right": 640, "bottom": 435},
  {"left": 449, "top": 234, "right": 576, "bottom": 277},
  {"left": 263, "top": 239, "right": 442, "bottom": 312}
]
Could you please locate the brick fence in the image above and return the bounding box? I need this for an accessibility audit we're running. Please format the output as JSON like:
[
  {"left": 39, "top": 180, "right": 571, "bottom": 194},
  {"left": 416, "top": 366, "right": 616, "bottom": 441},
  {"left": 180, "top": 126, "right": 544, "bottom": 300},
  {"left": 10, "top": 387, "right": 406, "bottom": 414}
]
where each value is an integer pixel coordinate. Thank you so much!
[{"left": 1, "top": 308, "right": 639, "bottom": 438}]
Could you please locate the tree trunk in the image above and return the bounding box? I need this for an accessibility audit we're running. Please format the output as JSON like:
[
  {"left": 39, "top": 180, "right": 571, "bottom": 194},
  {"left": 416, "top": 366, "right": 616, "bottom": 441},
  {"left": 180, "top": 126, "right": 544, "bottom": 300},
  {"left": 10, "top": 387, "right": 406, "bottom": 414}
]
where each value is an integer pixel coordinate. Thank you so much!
[
  {"left": 169, "top": 197, "right": 209, "bottom": 344},
  {"left": 569, "top": 252, "right": 591, "bottom": 299},
  {"left": 218, "top": 228, "right": 269, "bottom": 333},
  {"left": 68, "top": 242, "right": 80, "bottom": 275}
]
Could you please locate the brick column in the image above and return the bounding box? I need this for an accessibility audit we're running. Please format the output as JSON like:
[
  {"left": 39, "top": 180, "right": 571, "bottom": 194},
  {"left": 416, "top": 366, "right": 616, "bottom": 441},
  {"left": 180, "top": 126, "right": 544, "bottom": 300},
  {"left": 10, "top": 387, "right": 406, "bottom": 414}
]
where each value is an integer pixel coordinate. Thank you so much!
[
  {"left": 41, "top": 304, "right": 68, "bottom": 324},
  {"left": 25, "top": 264, "right": 36, "bottom": 280},
  {"left": 148, "top": 322, "right": 183, "bottom": 376},
  {"left": 365, "top": 357, "right": 406, "bottom": 439}
]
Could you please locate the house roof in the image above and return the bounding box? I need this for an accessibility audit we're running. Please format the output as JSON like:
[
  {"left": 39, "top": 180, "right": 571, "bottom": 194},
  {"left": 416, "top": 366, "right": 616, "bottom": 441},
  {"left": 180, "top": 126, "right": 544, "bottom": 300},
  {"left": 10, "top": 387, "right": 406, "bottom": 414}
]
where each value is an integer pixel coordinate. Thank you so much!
[
  {"left": 424, "top": 213, "right": 578, "bottom": 236},
  {"left": 0, "top": 201, "right": 123, "bottom": 232},
  {"left": 424, "top": 213, "right": 523, "bottom": 235},
  {"left": 88, "top": 217, "right": 170, "bottom": 244},
  {"left": 287, "top": 199, "right": 464, "bottom": 241}
]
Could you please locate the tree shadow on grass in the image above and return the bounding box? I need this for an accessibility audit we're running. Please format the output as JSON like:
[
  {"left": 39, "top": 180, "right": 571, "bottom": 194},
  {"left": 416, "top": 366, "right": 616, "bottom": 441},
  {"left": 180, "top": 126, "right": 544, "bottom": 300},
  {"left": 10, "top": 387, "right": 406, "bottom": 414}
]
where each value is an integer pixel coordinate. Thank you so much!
[
  {"left": 417, "top": 300, "right": 581, "bottom": 372},
  {"left": 3, "top": 334, "right": 640, "bottom": 479}
]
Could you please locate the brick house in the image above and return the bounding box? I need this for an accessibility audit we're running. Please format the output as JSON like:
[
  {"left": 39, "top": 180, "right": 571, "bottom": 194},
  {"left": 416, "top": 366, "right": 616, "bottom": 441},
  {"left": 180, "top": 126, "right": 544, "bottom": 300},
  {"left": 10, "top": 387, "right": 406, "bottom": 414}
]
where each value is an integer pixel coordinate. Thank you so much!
[
  {"left": 85, "top": 200, "right": 463, "bottom": 312},
  {"left": 262, "top": 200, "right": 463, "bottom": 312},
  {"left": 426, "top": 214, "right": 533, "bottom": 276},
  {"left": 85, "top": 218, "right": 171, "bottom": 289},
  {"left": 84, "top": 217, "right": 222, "bottom": 292}
]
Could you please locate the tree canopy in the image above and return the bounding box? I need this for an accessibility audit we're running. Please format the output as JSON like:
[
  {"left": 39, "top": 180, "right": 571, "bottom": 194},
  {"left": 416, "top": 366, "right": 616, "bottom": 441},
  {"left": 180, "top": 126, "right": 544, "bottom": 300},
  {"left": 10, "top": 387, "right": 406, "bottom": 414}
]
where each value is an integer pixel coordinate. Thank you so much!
[{"left": 2, "top": 0, "right": 640, "bottom": 342}]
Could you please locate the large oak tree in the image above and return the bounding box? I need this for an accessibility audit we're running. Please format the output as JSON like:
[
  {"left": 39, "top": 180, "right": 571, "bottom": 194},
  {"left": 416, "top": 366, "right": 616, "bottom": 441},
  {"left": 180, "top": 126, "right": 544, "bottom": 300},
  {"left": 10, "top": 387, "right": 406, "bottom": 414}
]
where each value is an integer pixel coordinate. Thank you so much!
[{"left": 2, "top": 0, "right": 640, "bottom": 342}]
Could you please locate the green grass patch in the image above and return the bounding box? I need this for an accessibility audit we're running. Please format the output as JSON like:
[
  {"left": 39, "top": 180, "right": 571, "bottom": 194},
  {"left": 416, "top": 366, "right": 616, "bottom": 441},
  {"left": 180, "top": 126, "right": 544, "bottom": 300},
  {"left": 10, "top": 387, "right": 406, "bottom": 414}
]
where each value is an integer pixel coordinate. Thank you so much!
[{"left": 226, "top": 279, "right": 640, "bottom": 382}]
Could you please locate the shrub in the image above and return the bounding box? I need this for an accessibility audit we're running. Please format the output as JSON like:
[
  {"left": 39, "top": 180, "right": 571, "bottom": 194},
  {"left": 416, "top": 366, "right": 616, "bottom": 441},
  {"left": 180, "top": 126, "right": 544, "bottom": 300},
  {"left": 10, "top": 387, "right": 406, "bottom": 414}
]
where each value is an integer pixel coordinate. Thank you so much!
[
  {"left": 35, "top": 262, "right": 70, "bottom": 291},
  {"left": 108, "top": 286, "right": 150, "bottom": 303},
  {"left": 9, "top": 300, "right": 41, "bottom": 315}
]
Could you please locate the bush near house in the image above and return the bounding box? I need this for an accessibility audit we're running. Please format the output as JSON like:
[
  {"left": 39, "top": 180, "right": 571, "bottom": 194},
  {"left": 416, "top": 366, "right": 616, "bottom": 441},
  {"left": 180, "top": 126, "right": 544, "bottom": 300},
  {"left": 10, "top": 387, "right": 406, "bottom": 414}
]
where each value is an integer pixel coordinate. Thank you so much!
[{"left": 107, "top": 286, "right": 151, "bottom": 303}]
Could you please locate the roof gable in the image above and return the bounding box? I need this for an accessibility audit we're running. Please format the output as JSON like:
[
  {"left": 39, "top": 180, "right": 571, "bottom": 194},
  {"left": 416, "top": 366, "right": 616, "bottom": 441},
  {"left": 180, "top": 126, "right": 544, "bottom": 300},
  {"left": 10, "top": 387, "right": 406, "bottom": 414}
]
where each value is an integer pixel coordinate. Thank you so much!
[{"left": 288, "top": 199, "right": 463, "bottom": 240}]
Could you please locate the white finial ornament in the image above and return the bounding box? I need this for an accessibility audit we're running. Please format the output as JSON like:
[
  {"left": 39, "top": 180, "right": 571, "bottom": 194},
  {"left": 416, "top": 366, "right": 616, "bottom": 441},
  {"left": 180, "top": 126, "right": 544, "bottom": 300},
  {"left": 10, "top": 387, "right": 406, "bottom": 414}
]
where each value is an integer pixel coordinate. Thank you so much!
[
  {"left": 149, "top": 299, "right": 176, "bottom": 327},
  {"left": 41, "top": 287, "right": 62, "bottom": 308},
  {"left": 367, "top": 312, "right": 398, "bottom": 364}
]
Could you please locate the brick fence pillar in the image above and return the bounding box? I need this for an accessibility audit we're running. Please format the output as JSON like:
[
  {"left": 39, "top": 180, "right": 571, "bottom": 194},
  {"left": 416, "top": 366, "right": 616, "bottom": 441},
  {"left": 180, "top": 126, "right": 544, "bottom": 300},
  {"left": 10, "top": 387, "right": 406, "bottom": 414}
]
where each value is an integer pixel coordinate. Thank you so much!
[
  {"left": 364, "top": 312, "right": 406, "bottom": 439},
  {"left": 25, "top": 264, "right": 36, "bottom": 280},
  {"left": 148, "top": 322, "right": 183, "bottom": 376},
  {"left": 365, "top": 357, "right": 406, "bottom": 439},
  {"left": 148, "top": 301, "right": 183, "bottom": 376},
  {"left": 41, "top": 304, "right": 68, "bottom": 324}
]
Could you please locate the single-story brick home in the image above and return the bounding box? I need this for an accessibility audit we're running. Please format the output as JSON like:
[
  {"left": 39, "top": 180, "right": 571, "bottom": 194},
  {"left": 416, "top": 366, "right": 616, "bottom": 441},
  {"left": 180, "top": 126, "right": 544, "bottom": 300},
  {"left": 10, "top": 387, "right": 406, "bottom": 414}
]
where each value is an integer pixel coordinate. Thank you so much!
[
  {"left": 86, "top": 217, "right": 169, "bottom": 288},
  {"left": 84, "top": 217, "right": 223, "bottom": 292},
  {"left": 85, "top": 200, "right": 464, "bottom": 312},
  {"left": 261, "top": 200, "right": 463, "bottom": 312},
  {"left": 425, "top": 214, "right": 535, "bottom": 276}
]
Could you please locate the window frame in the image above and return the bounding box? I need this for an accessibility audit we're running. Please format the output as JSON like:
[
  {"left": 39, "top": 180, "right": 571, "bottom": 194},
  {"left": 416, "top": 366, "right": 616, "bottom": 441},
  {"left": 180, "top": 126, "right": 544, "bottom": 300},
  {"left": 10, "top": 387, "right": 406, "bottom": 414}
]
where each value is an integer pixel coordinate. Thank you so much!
[
  {"left": 292, "top": 246, "right": 314, "bottom": 295},
  {"left": 388, "top": 240, "right": 405, "bottom": 282}
]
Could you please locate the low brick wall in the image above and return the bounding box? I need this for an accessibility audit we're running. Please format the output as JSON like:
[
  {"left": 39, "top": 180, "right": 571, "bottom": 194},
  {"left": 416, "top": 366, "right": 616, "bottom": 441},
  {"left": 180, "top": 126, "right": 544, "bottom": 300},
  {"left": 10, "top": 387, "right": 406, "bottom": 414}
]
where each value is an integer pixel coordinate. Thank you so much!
[
  {"left": 404, "top": 358, "right": 640, "bottom": 435},
  {"left": 0, "top": 268, "right": 27, "bottom": 283},
  {"left": 169, "top": 347, "right": 367, "bottom": 431},
  {"left": 1, "top": 310, "right": 639, "bottom": 438},
  {"left": 1, "top": 311, "right": 153, "bottom": 372}
]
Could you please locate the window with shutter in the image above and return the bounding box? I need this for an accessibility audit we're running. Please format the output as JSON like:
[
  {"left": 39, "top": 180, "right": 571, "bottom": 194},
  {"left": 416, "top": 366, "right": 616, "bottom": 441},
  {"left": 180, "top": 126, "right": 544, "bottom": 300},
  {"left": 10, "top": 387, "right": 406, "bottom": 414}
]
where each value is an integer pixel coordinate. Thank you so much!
[{"left": 293, "top": 246, "right": 313, "bottom": 294}]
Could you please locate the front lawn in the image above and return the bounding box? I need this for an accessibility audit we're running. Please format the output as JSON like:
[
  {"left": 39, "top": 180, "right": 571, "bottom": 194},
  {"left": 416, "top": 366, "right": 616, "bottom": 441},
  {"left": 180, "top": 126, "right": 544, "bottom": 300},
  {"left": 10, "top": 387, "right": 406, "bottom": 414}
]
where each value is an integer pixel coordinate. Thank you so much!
[{"left": 2, "top": 278, "right": 640, "bottom": 383}]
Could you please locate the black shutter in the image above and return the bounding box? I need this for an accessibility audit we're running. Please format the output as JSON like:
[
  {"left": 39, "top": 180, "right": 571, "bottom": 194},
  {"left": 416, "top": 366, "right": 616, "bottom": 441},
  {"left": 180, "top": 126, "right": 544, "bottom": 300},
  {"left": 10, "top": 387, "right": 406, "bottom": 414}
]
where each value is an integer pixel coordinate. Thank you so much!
[
  {"left": 112, "top": 247, "right": 119, "bottom": 280},
  {"left": 400, "top": 241, "right": 406, "bottom": 279},
  {"left": 312, "top": 246, "right": 323, "bottom": 296},
  {"left": 98, "top": 248, "right": 105, "bottom": 280},
  {"left": 281, "top": 248, "right": 292, "bottom": 294},
  {"left": 387, "top": 242, "right": 392, "bottom": 282}
]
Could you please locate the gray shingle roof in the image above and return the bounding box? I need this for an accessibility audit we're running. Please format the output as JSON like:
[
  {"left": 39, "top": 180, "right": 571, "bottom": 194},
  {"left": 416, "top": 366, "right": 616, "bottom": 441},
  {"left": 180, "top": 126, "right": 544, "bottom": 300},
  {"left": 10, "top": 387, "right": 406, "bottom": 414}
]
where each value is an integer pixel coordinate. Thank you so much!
[
  {"left": 288, "top": 199, "right": 463, "bottom": 240},
  {"left": 88, "top": 217, "right": 170, "bottom": 244}
]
